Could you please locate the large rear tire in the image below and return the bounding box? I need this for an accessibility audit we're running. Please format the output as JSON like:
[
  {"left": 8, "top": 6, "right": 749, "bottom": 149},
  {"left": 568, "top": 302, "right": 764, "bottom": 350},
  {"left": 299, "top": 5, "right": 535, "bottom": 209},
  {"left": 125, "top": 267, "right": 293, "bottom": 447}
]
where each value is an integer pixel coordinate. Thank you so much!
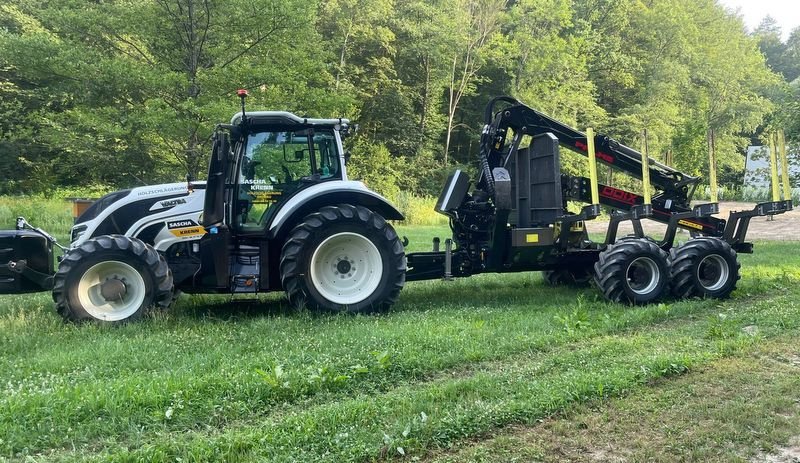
[
  {"left": 669, "top": 237, "right": 740, "bottom": 299},
  {"left": 593, "top": 238, "right": 670, "bottom": 304},
  {"left": 280, "top": 204, "right": 405, "bottom": 314},
  {"left": 53, "top": 235, "right": 173, "bottom": 322}
]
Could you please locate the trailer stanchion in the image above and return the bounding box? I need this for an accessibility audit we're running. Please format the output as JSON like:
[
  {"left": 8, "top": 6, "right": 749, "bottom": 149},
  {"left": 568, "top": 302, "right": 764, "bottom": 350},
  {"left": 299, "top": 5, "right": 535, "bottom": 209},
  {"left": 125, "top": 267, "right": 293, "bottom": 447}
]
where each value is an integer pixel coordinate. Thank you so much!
[
  {"left": 769, "top": 133, "right": 781, "bottom": 202},
  {"left": 586, "top": 127, "right": 600, "bottom": 206},
  {"left": 779, "top": 129, "right": 791, "bottom": 201},
  {"left": 641, "top": 129, "right": 652, "bottom": 207},
  {"left": 708, "top": 129, "right": 718, "bottom": 203}
]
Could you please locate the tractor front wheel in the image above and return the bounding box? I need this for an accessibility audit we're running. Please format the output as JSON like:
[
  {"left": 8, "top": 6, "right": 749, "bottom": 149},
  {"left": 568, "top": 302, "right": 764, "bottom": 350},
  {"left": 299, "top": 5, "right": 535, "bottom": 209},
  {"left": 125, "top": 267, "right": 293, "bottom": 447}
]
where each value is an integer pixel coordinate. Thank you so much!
[
  {"left": 53, "top": 235, "right": 173, "bottom": 322},
  {"left": 280, "top": 204, "right": 406, "bottom": 314}
]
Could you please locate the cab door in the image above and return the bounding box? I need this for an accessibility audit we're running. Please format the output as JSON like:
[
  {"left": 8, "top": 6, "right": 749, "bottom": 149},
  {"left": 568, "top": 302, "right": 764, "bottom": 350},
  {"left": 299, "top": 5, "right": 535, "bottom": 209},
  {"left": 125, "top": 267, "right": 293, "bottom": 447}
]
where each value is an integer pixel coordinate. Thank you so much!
[{"left": 233, "top": 127, "right": 342, "bottom": 233}]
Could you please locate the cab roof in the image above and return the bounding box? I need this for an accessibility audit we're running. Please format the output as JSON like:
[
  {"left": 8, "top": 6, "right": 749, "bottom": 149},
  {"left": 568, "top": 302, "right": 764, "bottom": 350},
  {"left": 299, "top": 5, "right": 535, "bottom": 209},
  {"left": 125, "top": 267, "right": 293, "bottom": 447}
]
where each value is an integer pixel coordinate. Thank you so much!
[{"left": 230, "top": 111, "right": 349, "bottom": 127}]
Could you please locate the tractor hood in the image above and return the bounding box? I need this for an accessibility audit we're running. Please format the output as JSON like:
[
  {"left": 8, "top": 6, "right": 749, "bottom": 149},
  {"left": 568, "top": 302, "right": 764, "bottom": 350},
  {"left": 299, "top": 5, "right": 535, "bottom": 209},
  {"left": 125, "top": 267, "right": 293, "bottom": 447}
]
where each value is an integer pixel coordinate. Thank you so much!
[{"left": 70, "top": 182, "right": 206, "bottom": 249}]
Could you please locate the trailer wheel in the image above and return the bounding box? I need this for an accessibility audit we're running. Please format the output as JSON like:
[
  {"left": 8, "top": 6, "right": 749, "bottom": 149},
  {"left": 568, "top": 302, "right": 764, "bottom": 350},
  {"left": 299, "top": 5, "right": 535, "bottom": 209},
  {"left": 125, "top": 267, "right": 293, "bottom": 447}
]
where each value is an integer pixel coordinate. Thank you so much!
[
  {"left": 543, "top": 267, "right": 592, "bottom": 287},
  {"left": 53, "top": 235, "right": 173, "bottom": 322},
  {"left": 280, "top": 204, "right": 406, "bottom": 314},
  {"left": 593, "top": 238, "right": 669, "bottom": 304},
  {"left": 669, "top": 237, "right": 740, "bottom": 299}
]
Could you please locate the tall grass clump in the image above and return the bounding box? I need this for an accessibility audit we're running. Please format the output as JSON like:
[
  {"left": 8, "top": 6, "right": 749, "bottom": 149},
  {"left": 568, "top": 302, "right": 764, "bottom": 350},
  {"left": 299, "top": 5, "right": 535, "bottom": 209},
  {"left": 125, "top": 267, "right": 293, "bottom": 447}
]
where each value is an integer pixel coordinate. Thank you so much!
[
  {"left": 0, "top": 196, "right": 74, "bottom": 236},
  {"left": 390, "top": 191, "right": 448, "bottom": 226}
]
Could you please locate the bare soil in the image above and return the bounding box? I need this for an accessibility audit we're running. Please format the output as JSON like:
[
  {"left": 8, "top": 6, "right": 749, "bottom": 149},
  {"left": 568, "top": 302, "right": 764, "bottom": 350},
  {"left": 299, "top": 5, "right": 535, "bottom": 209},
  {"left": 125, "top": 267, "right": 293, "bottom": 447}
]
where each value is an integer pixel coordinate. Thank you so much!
[{"left": 585, "top": 202, "right": 800, "bottom": 241}]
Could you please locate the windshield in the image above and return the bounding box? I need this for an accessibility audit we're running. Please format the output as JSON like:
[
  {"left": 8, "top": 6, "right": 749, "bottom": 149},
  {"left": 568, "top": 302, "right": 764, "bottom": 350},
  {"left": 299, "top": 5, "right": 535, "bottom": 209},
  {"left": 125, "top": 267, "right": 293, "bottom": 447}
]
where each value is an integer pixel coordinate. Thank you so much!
[{"left": 234, "top": 128, "right": 340, "bottom": 228}]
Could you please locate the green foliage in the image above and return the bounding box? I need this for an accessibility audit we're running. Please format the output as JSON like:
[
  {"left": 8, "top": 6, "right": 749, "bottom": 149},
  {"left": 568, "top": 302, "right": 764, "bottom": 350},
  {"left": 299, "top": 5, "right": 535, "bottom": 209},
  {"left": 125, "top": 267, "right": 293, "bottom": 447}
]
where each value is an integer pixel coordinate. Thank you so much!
[
  {"left": 0, "top": 0, "right": 794, "bottom": 195},
  {"left": 345, "top": 138, "right": 401, "bottom": 198}
]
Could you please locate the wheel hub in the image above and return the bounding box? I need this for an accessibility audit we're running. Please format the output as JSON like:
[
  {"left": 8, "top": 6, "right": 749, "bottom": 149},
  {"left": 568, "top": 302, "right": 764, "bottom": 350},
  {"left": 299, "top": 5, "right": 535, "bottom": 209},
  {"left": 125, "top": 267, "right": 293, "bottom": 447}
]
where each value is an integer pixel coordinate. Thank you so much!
[
  {"left": 626, "top": 256, "right": 660, "bottom": 295},
  {"left": 77, "top": 260, "right": 146, "bottom": 321},
  {"left": 100, "top": 278, "right": 127, "bottom": 302},
  {"left": 310, "top": 232, "right": 384, "bottom": 305},
  {"left": 336, "top": 258, "right": 353, "bottom": 275},
  {"left": 697, "top": 254, "right": 729, "bottom": 291}
]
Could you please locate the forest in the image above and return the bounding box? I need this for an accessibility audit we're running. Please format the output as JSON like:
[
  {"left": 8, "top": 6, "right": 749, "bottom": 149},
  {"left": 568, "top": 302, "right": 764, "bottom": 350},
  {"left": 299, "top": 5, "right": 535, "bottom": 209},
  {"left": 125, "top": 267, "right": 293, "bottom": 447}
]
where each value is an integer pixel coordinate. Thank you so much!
[{"left": 0, "top": 0, "right": 798, "bottom": 198}]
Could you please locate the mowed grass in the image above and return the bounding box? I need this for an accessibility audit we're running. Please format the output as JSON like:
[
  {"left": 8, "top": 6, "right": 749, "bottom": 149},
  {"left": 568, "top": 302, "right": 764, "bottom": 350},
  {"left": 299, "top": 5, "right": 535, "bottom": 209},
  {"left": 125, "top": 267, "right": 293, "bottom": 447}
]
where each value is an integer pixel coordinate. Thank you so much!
[{"left": 0, "top": 198, "right": 799, "bottom": 462}]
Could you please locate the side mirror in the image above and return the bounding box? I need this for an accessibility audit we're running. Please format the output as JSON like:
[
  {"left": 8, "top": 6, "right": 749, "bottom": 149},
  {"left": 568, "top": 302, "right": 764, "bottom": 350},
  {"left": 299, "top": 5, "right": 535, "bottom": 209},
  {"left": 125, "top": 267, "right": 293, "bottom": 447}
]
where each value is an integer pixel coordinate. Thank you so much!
[
  {"left": 284, "top": 148, "right": 306, "bottom": 162},
  {"left": 344, "top": 150, "right": 352, "bottom": 165}
]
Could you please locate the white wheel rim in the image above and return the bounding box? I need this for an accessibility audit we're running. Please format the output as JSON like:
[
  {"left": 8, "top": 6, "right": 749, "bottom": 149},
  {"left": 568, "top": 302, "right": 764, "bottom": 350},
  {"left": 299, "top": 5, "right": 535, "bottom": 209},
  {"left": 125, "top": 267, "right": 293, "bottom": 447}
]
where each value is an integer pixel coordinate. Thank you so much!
[
  {"left": 625, "top": 256, "right": 660, "bottom": 296},
  {"left": 77, "top": 261, "right": 146, "bottom": 321},
  {"left": 697, "top": 254, "right": 729, "bottom": 291},
  {"left": 310, "top": 232, "right": 383, "bottom": 305}
]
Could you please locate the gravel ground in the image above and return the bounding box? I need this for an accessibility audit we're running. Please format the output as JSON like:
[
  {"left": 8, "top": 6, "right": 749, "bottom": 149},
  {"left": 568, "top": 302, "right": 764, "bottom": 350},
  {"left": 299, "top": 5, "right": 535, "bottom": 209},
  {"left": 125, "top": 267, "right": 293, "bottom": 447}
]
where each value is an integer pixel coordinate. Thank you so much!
[{"left": 585, "top": 202, "right": 800, "bottom": 241}]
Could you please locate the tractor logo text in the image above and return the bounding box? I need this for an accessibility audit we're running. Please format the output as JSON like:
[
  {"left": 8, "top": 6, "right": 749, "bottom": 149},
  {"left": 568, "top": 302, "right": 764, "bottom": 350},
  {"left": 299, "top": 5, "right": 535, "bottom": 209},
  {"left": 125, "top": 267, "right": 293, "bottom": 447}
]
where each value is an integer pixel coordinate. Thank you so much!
[
  {"left": 159, "top": 198, "right": 187, "bottom": 208},
  {"left": 167, "top": 220, "right": 198, "bottom": 229},
  {"left": 600, "top": 186, "right": 637, "bottom": 206},
  {"left": 167, "top": 219, "right": 206, "bottom": 238}
]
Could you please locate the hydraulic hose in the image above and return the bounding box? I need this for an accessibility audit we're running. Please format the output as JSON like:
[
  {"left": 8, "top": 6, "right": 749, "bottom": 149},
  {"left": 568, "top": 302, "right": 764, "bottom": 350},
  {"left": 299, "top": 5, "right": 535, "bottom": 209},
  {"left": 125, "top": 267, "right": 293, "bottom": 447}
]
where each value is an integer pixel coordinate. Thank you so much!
[{"left": 478, "top": 96, "right": 518, "bottom": 199}]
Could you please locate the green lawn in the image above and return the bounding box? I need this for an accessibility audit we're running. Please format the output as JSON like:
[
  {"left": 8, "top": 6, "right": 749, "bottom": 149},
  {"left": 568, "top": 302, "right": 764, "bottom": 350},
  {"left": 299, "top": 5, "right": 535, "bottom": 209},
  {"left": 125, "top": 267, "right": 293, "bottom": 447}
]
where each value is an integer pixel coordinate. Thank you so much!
[{"left": 1, "top": 203, "right": 800, "bottom": 462}]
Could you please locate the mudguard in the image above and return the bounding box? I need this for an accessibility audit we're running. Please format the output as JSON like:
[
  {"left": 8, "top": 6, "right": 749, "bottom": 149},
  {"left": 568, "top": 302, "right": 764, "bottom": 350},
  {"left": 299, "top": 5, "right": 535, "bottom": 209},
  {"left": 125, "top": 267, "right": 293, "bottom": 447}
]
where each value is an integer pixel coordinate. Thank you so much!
[{"left": 267, "top": 181, "right": 404, "bottom": 239}]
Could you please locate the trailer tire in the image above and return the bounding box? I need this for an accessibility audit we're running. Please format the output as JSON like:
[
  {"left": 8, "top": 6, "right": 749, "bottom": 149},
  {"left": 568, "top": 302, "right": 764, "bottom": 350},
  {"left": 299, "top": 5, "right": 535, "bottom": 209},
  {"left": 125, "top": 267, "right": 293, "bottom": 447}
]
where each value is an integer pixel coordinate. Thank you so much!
[
  {"left": 669, "top": 237, "right": 740, "bottom": 299},
  {"left": 543, "top": 267, "right": 592, "bottom": 287},
  {"left": 593, "top": 238, "right": 669, "bottom": 304},
  {"left": 53, "top": 235, "right": 173, "bottom": 323},
  {"left": 280, "top": 204, "right": 405, "bottom": 314}
]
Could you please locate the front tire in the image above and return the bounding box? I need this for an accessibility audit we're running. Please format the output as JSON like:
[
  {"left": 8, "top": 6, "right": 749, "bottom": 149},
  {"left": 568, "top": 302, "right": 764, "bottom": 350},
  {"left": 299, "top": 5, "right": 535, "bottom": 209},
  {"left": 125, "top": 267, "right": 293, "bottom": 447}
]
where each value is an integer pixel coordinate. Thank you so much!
[
  {"left": 280, "top": 204, "right": 405, "bottom": 314},
  {"left": 669, "top": 237, "right": 740, "bottom": 299},
  {"left": 593, "top": 238, "right": 670, "bottom": 304},
  {"left": 53, "top": 235, "right": 173, "bottom": 322}
]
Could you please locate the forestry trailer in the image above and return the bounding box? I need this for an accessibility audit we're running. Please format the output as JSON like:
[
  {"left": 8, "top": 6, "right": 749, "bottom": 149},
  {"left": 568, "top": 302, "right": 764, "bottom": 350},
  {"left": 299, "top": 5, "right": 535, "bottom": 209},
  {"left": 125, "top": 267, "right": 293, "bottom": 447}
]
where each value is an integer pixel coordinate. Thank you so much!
[{"left": 0, "top": 93, "right": 792, "bottom": 322}]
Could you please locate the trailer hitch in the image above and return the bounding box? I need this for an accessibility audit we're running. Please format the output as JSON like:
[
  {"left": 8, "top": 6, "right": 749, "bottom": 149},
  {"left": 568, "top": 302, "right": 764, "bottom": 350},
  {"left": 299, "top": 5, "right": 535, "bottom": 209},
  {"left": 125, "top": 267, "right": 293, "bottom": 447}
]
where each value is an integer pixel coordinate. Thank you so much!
[{"left": 6, "top": 259, "right": 54, "bottom": 290}]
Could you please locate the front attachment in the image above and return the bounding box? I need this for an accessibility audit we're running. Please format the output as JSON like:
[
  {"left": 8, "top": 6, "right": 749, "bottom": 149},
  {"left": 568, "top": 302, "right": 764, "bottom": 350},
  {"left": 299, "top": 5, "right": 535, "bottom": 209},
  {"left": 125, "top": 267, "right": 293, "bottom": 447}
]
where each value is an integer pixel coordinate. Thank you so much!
[{"left": 0, "top": 230, "right": 54, "bottom": 294}]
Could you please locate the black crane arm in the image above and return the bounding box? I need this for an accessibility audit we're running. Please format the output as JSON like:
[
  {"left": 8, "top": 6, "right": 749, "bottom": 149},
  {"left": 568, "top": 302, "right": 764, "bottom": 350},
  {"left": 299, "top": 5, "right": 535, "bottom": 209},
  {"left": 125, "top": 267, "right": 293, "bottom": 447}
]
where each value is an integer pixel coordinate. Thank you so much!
[{"left": 477, "top": 96, "right": 700, "bottom": 207}]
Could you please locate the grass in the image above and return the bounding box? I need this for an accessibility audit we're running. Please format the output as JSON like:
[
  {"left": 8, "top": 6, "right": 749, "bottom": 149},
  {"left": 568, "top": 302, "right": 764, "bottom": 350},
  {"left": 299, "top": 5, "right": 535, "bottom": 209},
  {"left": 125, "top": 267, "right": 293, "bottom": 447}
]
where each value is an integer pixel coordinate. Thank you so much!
[
  {"left": 0, "top": 198, "right": 799, "bottom": 462},
  {"left": 428, "top": 334, "right": 800, "bottom": 463}
]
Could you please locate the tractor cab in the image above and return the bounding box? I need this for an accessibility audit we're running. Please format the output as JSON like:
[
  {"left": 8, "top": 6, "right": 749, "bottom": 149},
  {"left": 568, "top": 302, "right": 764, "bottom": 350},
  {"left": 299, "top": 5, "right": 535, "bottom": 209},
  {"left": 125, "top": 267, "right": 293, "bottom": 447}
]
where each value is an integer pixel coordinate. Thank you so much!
[
  {"left": 198, "top": 91, "right": 365, "bottom": 293},
  {"left": 202, "top": 93, "right": 352, "bottom": 235}
]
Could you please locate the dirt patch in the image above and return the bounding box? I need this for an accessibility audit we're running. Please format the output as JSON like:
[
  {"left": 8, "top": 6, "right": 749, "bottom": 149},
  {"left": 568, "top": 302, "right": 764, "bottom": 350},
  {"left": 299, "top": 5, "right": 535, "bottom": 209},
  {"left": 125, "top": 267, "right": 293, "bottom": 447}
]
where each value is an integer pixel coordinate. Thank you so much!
[
  {"left": 754, "top": 437, "right": 800, "bottom": 463},
  {"left": 586, "top": 201, "right": 800, "bottom": 241}
]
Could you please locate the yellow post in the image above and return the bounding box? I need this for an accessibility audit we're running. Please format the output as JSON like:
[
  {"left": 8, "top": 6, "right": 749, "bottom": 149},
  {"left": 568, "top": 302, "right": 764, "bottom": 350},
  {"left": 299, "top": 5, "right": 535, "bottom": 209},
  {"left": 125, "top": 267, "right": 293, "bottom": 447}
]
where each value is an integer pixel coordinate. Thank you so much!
[
  {"left": 708, "top": 129, "right": 718, "bottom": 203},
  {"left": 779, "top": 129, "right": 791, "bottom": 201},
  {"left": 586, "top": 127, "right": 600, "bottom": 205},
  {"left": 641, "top": 129, "right": 652, "bottom": 205},
  {"left": 769, "top": 132, "right": 780, "bottom": 202}
]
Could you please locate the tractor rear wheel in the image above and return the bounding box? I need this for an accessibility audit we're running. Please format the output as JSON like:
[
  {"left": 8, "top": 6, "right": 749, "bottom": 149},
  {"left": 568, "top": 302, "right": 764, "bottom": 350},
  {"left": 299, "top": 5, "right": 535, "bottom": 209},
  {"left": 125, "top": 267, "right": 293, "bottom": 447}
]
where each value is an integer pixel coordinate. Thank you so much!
[
  {"left": 669, "top": 237, "right": 740, "bottom": 299},
  {"left": 280, "top": 204, "right": 406, "bottom": 314},
  {"left": 53, "top": 235, "right": 173, "bottom": 322},
  {"left": 593, "top": 238, "right": 669, "bottom": 304}
]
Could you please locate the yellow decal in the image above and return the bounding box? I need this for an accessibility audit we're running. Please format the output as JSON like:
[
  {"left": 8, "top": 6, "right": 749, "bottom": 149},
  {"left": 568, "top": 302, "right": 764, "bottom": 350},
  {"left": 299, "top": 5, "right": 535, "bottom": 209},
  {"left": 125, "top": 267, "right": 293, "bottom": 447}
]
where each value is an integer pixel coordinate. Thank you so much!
[
  {"left": 677, "top": 219, "right": 703, "bottom": 231},
  {"left": 526, "top": 233, "right": 539, "bottom": 243},
  {"left": 170, "top": 226, "right": 207, "bottom": 237},
  {"left": 252, "top": 190, "right": 282, "bottom": 204}
]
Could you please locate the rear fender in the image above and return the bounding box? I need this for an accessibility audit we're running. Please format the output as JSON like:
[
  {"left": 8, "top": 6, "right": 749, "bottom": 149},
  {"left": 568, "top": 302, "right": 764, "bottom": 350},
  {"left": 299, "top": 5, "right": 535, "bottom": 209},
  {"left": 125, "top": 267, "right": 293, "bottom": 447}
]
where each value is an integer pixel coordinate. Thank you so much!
[{"left": 267, "top": 181, "right": 403, "bottom": 240}]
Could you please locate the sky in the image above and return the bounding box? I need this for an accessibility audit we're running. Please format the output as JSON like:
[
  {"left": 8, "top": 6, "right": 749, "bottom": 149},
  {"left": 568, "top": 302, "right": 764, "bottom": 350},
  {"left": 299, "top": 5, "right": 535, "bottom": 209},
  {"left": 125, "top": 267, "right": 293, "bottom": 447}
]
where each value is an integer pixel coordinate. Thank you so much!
[{"left": 718, "top": 0, "right": 800, "bottom": 40}]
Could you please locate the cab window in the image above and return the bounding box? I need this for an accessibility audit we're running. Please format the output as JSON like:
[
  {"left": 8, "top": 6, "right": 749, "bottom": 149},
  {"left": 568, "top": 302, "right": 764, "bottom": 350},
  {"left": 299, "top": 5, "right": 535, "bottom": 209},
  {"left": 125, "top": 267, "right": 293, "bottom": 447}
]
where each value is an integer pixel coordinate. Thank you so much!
[{"left": 235, "top": 128, "right": 340, "bottom": 228}]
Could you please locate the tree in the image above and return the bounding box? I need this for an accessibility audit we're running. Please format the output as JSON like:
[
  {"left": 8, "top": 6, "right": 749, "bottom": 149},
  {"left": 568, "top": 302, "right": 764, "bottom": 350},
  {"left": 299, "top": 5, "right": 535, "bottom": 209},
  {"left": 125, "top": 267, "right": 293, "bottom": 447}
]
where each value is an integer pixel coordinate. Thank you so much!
[
  {"left": 444, "top": 0, "right": 506, "bottom": 166},
  {"left": 0, "top": 0, "right": 346, "bottom": 187}
]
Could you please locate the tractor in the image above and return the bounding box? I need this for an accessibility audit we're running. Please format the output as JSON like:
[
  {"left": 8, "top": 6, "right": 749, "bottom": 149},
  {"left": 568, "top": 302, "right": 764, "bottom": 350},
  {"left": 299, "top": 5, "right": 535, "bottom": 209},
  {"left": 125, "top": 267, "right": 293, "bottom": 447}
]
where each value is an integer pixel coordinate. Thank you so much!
[{"left": 0, "top": 92, "right": 792, "bottom": 322}]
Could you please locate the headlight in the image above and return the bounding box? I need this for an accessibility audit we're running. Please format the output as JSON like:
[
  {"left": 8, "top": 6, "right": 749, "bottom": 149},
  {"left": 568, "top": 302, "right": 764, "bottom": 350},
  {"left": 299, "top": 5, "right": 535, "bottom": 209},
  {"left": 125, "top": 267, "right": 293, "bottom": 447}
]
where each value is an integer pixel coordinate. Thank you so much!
[{"left": 71, "top": 225, "right": 88, "bottom": 242}]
